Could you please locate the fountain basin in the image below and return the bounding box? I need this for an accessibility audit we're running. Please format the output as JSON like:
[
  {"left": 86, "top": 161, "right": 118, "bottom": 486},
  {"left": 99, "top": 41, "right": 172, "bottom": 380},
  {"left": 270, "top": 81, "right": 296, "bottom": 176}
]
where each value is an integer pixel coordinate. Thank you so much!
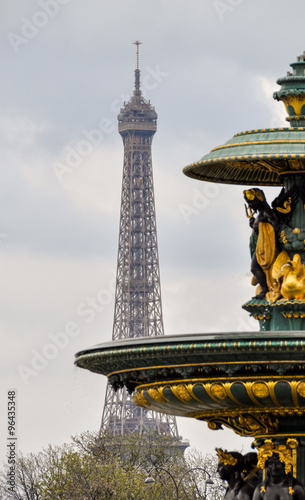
[{"left": 75, "top": 331, "right": 305, "bottom": 439}]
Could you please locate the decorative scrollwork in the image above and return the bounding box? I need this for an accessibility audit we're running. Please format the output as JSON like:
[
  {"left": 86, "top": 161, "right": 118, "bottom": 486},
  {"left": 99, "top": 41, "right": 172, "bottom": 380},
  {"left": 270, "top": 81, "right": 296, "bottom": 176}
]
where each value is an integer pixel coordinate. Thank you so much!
[
  {"left": 187, "top": 408, "right": 279, "bottom": 437},
  {"left": 133, "top": 391, "right": 150, "bottom": 407},
  {"left": 147, "top": 387, "right": 166, "bottom": 403},
  {"left": 171, "top": 383, "right": 193, "bottom": 402},
  {"left": 297, "top": 381, "right": 305, "bottom": 397}
]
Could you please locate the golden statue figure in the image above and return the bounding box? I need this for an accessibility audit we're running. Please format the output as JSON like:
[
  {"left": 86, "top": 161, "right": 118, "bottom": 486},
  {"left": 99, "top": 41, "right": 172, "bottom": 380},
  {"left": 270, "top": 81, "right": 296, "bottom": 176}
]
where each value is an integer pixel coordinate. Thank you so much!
[{"left": 244, "top": 189, "right": 281, "bottom": 301}]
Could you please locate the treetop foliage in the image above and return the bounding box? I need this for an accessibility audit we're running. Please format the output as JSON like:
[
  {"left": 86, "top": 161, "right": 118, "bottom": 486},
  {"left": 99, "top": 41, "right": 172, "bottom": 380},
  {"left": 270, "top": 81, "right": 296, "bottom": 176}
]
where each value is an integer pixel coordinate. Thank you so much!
[{"left": 1, "top": 430, "right": 225, "bottom": 499}]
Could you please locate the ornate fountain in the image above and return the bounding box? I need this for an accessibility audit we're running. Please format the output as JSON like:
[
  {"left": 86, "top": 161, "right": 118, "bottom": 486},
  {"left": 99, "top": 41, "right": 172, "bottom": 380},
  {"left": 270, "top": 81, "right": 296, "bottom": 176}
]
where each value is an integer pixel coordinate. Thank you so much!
[{"left": 75, "top": 53, "right": 305, "bottom": 487}]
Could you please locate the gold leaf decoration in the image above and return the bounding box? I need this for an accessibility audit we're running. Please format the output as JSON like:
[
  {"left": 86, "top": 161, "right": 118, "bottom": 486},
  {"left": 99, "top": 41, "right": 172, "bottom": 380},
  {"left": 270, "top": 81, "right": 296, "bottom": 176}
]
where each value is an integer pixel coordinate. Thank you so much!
[
  {"left": 211, "top": 383, "right": 227, "bottom": 399},
  {"left": 172, "top": 383, "right": 192, "bottom": 401},
  {"left": 252, "top": 382, "right": 269, "bottom": 398},
  {"left": 133, "top": 390, "right": 150, "bottom": 407},
  {"left": 147, "top": 387, "right": 166, "bottom": 403},
  {"left": 297, "top": 381, "right": 305, "bottom": 398},
  {"left": 216, "top": 448, "right": 237, "bottom": 466}
]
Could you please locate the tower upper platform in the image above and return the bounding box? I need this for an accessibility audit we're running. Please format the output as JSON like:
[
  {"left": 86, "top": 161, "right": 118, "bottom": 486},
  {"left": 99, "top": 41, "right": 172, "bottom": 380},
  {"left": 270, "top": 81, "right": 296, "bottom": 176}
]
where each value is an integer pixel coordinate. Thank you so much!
[{"left": 118, "top": 42, "right": 157, "bottom": 136}]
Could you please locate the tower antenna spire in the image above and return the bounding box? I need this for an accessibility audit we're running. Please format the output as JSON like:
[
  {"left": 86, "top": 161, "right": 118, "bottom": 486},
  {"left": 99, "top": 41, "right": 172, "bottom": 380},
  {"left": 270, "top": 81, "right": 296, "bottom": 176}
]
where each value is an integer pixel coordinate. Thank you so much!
[
  {"left": 133, "top": 40, "right": 142, "bottom": 70},
  {"left": 133, "top": 40, "right": 142, "bottom": 92}
]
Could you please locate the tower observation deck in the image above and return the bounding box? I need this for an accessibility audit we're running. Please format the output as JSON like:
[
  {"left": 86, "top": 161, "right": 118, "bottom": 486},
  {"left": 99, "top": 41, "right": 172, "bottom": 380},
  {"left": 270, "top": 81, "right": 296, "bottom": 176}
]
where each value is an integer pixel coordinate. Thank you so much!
[{"left": 100, "top": 42, "right": 180, "bottom": 437}]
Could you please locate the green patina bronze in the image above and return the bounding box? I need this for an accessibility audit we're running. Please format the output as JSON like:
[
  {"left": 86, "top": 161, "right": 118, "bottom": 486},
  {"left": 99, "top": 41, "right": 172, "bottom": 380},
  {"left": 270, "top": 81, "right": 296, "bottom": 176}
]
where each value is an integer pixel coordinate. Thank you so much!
[
  {"left": 75, "top": 332, "right": 305, "bottom": 392},
  {"left": 242, "top": 299, "right": 305, "bottom": 331},
  {"left": 274, "top": 54, "right": 305, "bottom": 127},
  {"left": 183, "top": 128, "right": 305, "bottom": 186}
]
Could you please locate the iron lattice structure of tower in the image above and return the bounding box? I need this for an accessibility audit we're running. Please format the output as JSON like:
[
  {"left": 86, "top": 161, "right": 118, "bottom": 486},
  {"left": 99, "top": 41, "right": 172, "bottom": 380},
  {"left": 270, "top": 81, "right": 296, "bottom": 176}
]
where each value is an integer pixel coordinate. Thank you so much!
[{"left": 100, "top": 43, "right": 179, "bottom": 438}]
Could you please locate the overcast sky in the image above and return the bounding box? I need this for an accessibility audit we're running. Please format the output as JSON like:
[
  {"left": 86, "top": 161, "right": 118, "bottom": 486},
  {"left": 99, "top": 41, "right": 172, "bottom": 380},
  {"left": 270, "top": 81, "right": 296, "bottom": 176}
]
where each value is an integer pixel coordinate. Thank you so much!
[{"left": 1, "top": 0, "right": 305, "bottom": 468}]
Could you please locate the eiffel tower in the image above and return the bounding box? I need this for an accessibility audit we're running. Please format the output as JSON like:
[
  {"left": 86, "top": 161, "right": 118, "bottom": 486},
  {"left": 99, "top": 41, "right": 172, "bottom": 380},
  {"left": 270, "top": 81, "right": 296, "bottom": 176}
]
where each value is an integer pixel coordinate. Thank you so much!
[{"left": 100, "top": 42, "right": 179, "bottom": 438}]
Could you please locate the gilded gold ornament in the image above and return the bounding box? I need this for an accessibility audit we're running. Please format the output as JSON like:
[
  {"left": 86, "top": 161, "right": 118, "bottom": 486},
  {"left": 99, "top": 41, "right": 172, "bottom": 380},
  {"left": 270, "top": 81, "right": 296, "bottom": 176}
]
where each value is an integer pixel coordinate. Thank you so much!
[
  {"left": 252, "top": 382, "right": 269, "bottom": 398},
  {"left": 287, "top": 438, "right": 299, "bottom": 450},
  {"left": 134, "top": 377, "right": 305, "bottom": 419},
  {"left": 172, "top": 383, "right": 193, "bottom": 401},
  {"left": 147, "top": 387, "right": 166, "bottom": 403},
  {"left": 238, "top": 414, "right": 262, "bottom": 433},
  {"left": 256, "top": 439, "right": 294, "bottom": 475},
  {"left": 286, "top": 439, "right": 299, "bottom": 478},
  {"left": 216, "top": 448, "right": 238, "bottom": 466},
  {"left": 276, "top": 197, "right": 292, "bottom": 214},
  {"left": 297, "top": 381, "right": 305, "bottom": 398},
  {"left": 278, "top": 254, "right": 305, "bottom": 300},
  {"left": 211, "top": 383, "right": 227, "bottom": 399},
  {"left": 272, "top": 251, "right": 290, "bottom": 280},
  {"left": 133, "top": 391, "right": 150, "bottom": 407},
  {"left": 289, "top": 158, "right": 305, "bottom": 170},
  {"left": 280, "top": 230, "right": 288, "bottom": 244},
  {"left": 245, "top": 204, "right": 256, "bottom": 219},
  {"left": 280, "top": 94, "right": 305, "bottom": 116},
  {"left": 188, "top": 408, "right": 279, "bottom": 437},
  {"left": 244, "top": 188, "right": 265, "bottom": 202}
]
